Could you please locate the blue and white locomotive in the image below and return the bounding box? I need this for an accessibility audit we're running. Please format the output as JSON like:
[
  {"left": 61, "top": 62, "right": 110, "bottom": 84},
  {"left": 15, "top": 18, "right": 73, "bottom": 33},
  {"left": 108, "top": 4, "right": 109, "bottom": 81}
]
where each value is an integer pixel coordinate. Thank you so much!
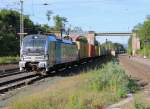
[{"left": 19, "top": 34, "right": 78, "bottom": 74}]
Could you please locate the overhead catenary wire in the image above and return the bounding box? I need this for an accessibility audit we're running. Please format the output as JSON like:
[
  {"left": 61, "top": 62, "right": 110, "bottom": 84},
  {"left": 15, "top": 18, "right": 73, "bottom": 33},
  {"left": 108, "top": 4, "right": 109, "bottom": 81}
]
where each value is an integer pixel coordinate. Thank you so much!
[
  {"left": 0, "top": 0, "right": 121, "bottom": 7},
  {"left": 31, "top": 0, "right": 35, "bottom": 16},
  {"left": 0, "top": 0, "right": 130, "bottom": 30}
]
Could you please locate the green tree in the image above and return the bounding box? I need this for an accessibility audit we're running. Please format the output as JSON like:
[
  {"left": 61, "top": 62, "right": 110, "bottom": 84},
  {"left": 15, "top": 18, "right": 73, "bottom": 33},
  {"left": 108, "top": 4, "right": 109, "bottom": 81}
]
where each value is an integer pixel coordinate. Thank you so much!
[
  {"left": 133, "top": 18, "right": 150, "bottom": 48},
  {"left": 113, "top": 43, "right": 126, "bottom": 52},
  {"left": 0, "top": 9, "right": 48, "bottom": 56},
  {"left": 0, "top": 9, "right": 68, "bottom": 56},
  {"left": 132, "top": 16, "right": 150, "bottom": 57},
  {"left": 53, "top": 15, "right": 68, "bottom": 31},
  {"left": 0, "top": 10, "right": 20, "bottom": 55},
  {"left": 101, "top": 41, "right": 125, "bottom": 52}
]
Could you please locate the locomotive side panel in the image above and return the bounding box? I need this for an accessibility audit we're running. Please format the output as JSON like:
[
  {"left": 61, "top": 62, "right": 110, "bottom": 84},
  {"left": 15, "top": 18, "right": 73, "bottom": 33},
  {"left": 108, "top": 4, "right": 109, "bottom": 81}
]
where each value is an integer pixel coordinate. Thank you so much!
[
  {"left": 56, "top": 41, "right": 62, "bottom": 64},
  {"left": 73, "top": 44, "right": 79, "bottom": 61},
  {"left": 48, "top": 41, "right": 56, "bottom": 67},
  {"left": 70, "top": 44, "right": 78, "bottom": 61},
  {"left": 61, "top": 42, "right": 69, "bottom": 63}
]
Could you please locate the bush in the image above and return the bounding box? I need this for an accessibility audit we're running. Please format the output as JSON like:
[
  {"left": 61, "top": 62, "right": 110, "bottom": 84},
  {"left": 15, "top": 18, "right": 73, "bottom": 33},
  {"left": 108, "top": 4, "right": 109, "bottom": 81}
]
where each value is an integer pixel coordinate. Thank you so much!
[
  {"left": 88, "top": 63, "right": 135, "bottom": 98},
  {"left": 0, "top": 56, "right": 19, "bottom": 64},
  {"left": 135, "top": 102, "right": 146, "bottom": 109}
]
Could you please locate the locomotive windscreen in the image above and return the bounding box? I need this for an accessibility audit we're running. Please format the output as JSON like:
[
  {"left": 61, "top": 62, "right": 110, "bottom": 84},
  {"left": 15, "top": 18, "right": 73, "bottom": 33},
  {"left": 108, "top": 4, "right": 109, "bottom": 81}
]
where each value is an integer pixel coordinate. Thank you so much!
[{"left": 22, "top": 35, "right": 46, "bottom": 55}]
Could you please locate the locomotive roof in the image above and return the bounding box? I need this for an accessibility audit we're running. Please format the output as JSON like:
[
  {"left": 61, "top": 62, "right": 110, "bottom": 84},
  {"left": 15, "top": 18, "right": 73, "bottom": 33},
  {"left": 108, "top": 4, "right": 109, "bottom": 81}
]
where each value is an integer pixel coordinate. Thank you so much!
[
  {"left": 47, "top": 35, "right": 57, "bottom": 41},
  {"left": 24, "top": 34, "right": 75, "bottom": 44},
  {"left": 23, "top": 35, "right": 47, "bottom": 40}
]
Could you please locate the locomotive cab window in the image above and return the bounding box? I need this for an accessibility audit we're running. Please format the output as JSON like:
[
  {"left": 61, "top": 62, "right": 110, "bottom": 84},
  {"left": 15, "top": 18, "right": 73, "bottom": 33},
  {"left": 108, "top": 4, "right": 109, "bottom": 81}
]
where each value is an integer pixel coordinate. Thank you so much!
[
  {"left": 21, "top": 35, "right": 47, "bottom": 55},
  {"left": 23, "top": 39, "right": 46, "bottom": 49}
]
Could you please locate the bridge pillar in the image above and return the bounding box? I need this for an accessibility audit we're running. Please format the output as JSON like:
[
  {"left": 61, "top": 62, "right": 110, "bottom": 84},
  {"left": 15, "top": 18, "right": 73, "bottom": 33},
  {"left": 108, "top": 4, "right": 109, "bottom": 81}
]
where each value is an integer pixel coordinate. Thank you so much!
[
  {"left": 132, "top": 33, "right": 140, "bottom": 56},
  {"left": 87, "top": 31, "right": 96, "bottom": 45}
]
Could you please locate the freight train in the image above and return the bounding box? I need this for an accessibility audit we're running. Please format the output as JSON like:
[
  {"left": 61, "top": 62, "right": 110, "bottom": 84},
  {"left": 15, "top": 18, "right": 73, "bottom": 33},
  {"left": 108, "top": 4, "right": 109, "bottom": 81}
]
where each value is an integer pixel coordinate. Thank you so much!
[{"left": 19, "top": 34, "right": 108, "bottom": 75}]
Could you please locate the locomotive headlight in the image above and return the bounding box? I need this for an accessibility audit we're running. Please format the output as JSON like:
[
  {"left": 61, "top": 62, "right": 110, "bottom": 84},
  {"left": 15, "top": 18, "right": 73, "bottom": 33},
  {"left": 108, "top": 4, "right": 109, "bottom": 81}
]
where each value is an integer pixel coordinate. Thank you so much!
[
  {"left": 44, "top": 54, "right": 49, "bottom": 60},
  {"left": 36, "top": 55, "right": 48, "bottom": 60},
  {"left": 23, "top": 56, "right": 31, "bottom": 60},
  {"left": 35, "top": 56, "right": 44, "bottom": 60}
]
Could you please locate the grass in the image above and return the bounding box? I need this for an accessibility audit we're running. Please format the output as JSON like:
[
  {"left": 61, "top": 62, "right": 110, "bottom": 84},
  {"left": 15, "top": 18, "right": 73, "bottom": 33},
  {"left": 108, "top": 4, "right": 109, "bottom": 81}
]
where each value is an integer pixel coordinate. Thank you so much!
[
  {"left": 136, "top": 46, "right": 150, "bottom": 58},
  {"left": 134, "top": 92, "right": 150, "bottom": 109},
  {"left": 9, "top": 62, "right": 139, "bottom": 109},
  {"left": 0, "top": 56, "right": 19, "bottom": 64},
  {"left": 120, "top": 92, "right": 150, "bottom": 109}
]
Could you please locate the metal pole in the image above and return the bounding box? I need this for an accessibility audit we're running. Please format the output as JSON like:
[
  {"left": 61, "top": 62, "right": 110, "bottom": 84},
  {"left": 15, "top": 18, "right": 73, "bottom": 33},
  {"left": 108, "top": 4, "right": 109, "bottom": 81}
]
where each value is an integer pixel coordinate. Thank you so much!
[
  {"left": 144, "top": 41, "right": 146, "bottom": 58},
  {"left": 144, "top": 37, "right": 146, "bottom": 58},
  {"left": 106, "top": 38, "right": 108, "bottom": 49},
  {"left": 106, "top": 38, "right": 108, "bottom": 55},
  {"left": 20, "top": 0, "right": 24, "bottom": 48}
]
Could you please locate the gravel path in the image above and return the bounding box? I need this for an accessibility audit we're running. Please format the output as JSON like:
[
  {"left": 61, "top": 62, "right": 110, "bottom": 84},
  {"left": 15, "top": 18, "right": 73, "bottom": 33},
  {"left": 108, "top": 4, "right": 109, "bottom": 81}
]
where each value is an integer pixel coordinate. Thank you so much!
[
  {"left": 0, "top": 64, "right": 18, "bottom": 71},
  {"left": 112, "top": 54, "right": 150, "bottom": 109},
  {"left": 130, "top": 56, "right": 150, "bottom": 67},
  {"left": 119, "top": 54, "right": 150, "bottom": 85}
]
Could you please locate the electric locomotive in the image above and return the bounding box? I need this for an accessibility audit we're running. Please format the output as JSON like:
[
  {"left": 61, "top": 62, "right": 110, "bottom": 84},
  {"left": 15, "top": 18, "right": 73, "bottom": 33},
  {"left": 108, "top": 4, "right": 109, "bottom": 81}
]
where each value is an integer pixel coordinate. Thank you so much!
[{"left": 19, "top": 34, "right": 78, "bottom": 75}]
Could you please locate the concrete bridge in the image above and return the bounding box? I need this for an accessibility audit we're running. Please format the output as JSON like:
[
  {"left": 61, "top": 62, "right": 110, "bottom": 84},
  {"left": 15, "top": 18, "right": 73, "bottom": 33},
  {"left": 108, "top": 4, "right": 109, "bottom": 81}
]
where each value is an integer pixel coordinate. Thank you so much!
[
  {"left": 95, "top": 32, "right": 132, "bottom": 36},
  {"left": 87, "top": 31, "right": 132, "bottom": 45},
  {"left": 87, "top": 31, "right": 140, "bottom": 56}
]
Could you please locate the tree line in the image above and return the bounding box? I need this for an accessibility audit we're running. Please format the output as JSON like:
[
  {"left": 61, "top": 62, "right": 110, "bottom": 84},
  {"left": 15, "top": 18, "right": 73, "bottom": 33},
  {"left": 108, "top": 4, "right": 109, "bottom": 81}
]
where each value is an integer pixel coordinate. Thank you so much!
[
  {"left": 128, "top": 16, "right": 150, "bottom": 56},
  {"left": 0, "top": 9, "right": 69, "bottom": 56},
  {"left": 101, "top": 41, "right": 126, "bottom": 52}
]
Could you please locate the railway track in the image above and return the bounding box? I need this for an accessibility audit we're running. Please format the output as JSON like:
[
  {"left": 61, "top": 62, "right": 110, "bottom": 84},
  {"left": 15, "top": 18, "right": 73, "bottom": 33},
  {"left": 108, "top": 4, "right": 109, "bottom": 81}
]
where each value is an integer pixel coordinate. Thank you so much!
[
  {"left": 0, "top": 63, "right": 88, "bottom": 94},
  {"left": 0, "top": 71, "right": 40, "bottom": 94},
  {"left": 0, "top": 68, "right": 20, "bottom": 78},
  {"left": 0, "top": 70, "right": 25, "bottom": 78},
  {"left": 0, "top": 66, "right": 70, "bottom": 94},
  {"left": 0, "top": 56, "right": 109, "bottom": 95}
]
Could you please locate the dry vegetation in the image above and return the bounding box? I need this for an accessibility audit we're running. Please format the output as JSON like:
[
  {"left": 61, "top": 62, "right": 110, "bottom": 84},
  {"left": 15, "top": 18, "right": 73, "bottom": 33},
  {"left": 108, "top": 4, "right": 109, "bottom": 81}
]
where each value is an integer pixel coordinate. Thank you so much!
[
  {"left": 134, "top": 93, "right": 150, "bottom": 109},
  {"left": 9, "top": 62, "right": 139, "bottom": 109},
  {"left": 121, "top": 92, "right": 150, "bottom": 109}
]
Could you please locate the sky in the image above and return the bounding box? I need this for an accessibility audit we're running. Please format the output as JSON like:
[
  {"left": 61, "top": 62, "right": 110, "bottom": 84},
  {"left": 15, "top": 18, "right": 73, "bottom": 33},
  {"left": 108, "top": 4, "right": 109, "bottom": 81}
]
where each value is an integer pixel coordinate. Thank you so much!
[{"left": 1, "top": 0, "right": 150, "bottom": 45}]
